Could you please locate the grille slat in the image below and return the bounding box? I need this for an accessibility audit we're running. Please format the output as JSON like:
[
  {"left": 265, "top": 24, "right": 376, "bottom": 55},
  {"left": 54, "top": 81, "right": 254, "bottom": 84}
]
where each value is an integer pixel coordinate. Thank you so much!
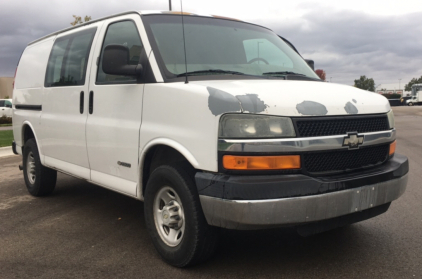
[
  {"left": 295, "top": 116, "right": 389, "bottom": 137},
  {"left": 303, "top": 145, "right": 390, "bottom": 174}
]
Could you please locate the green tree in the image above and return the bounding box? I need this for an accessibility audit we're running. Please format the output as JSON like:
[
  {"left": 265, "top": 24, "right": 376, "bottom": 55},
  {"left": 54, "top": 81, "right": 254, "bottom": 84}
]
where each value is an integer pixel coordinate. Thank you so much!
[
  {"left": 71, "top": 15, "right": 92, "bottom": 26},
  {"left": 354, "top": 75, "right": 375, "bottom": 91},
  {"left": 404, "top": 76, "right": 422, "bottom": 91}
]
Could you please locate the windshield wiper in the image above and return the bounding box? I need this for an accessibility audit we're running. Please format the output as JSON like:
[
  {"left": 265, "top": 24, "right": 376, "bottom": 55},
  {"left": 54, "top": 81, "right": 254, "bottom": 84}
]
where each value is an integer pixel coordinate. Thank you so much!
[
  {"left": 176, "top": 69, "right": 246, "bottom": 77},
  {"left": 262, "top": 71, "right": 307, "bottom": 77}
]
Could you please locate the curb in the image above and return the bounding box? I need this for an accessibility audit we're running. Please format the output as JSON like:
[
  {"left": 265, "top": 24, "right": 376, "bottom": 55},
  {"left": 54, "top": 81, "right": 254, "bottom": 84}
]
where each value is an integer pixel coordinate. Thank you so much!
[{"left": 0, "top": 146, "right": 15, "bottom": 158}]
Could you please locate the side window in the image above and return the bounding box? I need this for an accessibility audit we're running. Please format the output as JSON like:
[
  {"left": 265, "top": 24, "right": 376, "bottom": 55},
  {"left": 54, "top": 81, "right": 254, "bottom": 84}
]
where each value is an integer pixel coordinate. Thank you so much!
[
  {"left": 45, "top": 28, "right": 97, "bottom": 87},
  {"left": 0, "top": 101, "right": 4, "bottom": 107},
  {"left": 5, "top": 100, "right": 12, "bottom": 108},
  {"left": 97, "top": 21, "right": 143, "bottom": 84},
  {"left": 243, "top": 38, "right": 293, "bottom": 68}
]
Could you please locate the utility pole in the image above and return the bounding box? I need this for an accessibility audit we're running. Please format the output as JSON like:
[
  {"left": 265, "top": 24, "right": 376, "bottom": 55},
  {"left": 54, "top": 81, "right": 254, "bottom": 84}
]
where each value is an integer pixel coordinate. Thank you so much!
[
  {"left": 399, "top": 79, "right": 401, "bottom": 90},
  {"left": 169, "top": 0, "right": 172, "bottom": 11}
]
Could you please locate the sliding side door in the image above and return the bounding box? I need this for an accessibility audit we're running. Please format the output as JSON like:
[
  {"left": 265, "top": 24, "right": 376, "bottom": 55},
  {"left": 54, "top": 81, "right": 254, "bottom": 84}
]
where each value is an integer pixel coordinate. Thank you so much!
[{"left": 40, "top": 24, "right": 102, "bottom": 179}]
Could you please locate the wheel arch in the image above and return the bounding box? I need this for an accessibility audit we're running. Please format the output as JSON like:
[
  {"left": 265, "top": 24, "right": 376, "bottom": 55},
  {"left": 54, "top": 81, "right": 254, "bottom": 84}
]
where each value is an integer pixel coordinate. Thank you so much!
[
  {"left": 21, "top": 121, "right": 44, "bottom": 164},
  {"left": 139, "top": 139, "right": 199, "bottom": 199}
]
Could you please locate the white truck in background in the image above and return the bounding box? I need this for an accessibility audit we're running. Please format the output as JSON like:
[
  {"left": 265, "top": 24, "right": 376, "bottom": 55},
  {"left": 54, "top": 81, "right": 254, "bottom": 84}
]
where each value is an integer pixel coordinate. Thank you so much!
[
  {"left": 406, "top": 84, "right": 422, "bottom": 106},
  {"left": 0, "top": 99, "right": 13, "bottom": 117}
]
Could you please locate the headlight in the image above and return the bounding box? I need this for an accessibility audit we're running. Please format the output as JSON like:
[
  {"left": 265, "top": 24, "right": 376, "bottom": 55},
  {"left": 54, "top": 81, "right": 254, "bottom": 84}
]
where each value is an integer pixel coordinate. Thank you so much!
[
  {"left": 219, "top": 114, "right": 296, "bottom": 138},
  {"left": 387, "top": 110, "right": 395, "bottom": 129}
]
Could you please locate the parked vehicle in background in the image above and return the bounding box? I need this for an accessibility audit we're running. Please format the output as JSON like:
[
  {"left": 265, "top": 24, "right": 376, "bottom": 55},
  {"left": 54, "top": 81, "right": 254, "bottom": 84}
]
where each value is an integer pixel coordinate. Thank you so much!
[
  {"left": 406, "top": 95, "right": 420, "bottom": 106},
  {"left": 407, "top": 84, "right": 422, "bottom": 106},
  {"left": 0, "top": 99, "right": 12, "bottom": 117},
  {"left": 12, "top": 10, "right": 408, "bottom": 267}
]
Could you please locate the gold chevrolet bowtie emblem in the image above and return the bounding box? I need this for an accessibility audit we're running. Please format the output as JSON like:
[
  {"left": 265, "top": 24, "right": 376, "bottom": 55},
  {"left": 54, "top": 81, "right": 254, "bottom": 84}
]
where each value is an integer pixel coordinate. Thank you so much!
[{"left": 343, "top": 133, "right": 364, "bottom": 149}]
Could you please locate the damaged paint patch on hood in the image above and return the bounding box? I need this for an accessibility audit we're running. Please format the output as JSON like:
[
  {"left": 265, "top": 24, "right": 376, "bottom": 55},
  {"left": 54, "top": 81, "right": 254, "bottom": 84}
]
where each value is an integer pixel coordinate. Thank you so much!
[
  {"left": 207, "top": 87, "right": 269, "bottom": 116},
  {"left": 296, "top": 101, "right": 328, "bottom": 116},
  {"left": 235, "top": 94, "right": 268, "bottom": 113},
  {"left": 344, "top": 101, "right": 359, "bottom": 114},
  {"left": 207, "top": 87, "right": 241, "bottom": 116},
  {"left": 196, "top": 80, "right": 391, "bottom": 116}
]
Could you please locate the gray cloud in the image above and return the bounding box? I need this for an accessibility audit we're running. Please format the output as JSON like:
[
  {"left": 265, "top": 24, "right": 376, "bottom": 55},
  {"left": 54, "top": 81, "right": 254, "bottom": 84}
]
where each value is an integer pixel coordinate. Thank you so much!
[
  {"left": 1, "top": 1, "right": 421, "bottom": 87},
  {"left": 0, "top": 0, "right": 162, "bottom": 76},
  {"left": 259, "top": 10, "right": 422, "bottom": 85}
]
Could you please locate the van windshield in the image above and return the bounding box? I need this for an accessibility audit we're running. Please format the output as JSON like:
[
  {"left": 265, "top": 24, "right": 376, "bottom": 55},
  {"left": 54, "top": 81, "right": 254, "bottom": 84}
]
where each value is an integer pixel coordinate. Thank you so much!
[{"left": 142, "top": 15, "right": 320, "bottom": 81}]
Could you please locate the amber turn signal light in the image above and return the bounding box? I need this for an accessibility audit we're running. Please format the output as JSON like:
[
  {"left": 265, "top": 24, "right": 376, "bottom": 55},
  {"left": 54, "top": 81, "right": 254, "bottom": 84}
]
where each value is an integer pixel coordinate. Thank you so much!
[
  {"left": 223, "top": 155, "right": 301, "bottom": 170},
  {"left": 389, "top": 140, "right": 396, "bottom": 156}
]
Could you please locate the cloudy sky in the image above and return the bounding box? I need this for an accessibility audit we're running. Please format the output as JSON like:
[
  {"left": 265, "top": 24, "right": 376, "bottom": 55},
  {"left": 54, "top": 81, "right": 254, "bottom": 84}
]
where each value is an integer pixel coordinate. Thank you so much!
[{"left": 1, "top": 0, "right": 421, "bottom": 86}]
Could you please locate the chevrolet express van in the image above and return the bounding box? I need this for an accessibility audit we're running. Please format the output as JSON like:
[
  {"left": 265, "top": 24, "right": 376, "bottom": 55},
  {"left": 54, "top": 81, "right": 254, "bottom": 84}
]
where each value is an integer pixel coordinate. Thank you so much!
[{"left": 12, "top": 11, "right": 408, "bottom": 267}]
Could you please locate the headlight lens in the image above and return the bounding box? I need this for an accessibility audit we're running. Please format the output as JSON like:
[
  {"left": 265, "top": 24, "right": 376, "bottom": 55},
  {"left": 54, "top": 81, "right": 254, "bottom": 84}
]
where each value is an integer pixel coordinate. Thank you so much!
[
  {"left": 219, "top": 114, "right": 296, "bottom": 138},
  {"left": 387, "top": 110, "right": 395, "bottom": 129}
]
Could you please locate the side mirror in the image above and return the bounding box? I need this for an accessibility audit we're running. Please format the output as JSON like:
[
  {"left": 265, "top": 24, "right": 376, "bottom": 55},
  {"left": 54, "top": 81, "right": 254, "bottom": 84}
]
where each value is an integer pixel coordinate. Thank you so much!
[
  {"left": 6, "top": 104, "right": 12, "bottom": 108},
  {"left": 102, "top": 45, "right": 142, "bottom": 76},
  {"left": 305, "top": 59, "right": 314, "bottom": 70}
]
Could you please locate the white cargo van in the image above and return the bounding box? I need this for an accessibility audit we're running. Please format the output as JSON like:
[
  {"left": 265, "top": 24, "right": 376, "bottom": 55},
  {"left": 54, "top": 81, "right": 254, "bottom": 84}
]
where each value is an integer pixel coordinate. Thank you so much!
[{"left": 12, "top": 11, "right": 408, "bottom": 267}]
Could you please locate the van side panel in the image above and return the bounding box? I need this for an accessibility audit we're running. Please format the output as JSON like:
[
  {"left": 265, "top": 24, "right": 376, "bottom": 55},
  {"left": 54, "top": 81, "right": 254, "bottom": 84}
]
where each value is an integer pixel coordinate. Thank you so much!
[
  {"left": 140, "top": 83, "right": 219, "bottom": 174},
  {"left": 14, "top": 38, "right": 54, "bottom": 90},
  {"left": 13, "top": 38, "right": 55, "bottom": 150}
]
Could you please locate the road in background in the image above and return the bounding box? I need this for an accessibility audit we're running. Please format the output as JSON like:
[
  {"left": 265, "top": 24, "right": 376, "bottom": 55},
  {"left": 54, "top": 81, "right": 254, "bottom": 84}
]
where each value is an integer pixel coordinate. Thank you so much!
[{"left": 0, "top": 106, "right": 421, "bottom": 278}]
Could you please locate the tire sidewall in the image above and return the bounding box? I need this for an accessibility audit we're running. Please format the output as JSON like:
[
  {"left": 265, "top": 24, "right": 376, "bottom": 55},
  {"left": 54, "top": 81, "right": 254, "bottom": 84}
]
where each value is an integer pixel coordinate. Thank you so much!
[{"left": 144, "top": 166, "right": 200, "bottom": 266}]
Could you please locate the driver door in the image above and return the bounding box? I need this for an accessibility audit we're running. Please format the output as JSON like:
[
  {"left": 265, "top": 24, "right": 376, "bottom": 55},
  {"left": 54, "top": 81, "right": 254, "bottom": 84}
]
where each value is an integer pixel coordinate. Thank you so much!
[{"left": 86, "top": 16, "right": 146, "bottom": 196}]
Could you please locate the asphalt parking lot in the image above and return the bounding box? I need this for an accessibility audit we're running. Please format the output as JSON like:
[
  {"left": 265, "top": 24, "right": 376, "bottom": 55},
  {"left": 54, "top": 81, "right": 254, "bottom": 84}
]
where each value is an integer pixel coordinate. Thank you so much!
[{"left": 0, "top": 106, "right": 421, "bottom": 278}]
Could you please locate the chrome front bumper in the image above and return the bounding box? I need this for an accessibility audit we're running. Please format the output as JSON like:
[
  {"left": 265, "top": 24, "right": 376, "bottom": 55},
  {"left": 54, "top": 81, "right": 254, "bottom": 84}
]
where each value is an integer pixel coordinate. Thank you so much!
[{"left": 199, "top": 174, "right": 407, "bottom": 230}]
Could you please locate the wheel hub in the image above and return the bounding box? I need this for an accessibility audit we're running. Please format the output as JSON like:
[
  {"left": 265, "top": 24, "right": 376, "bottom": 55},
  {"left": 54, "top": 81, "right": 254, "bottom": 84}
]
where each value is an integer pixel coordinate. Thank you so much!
[
  {"left": 26, "top": 151, "right": 36, "bottom": 184},
  {"left": 161, "top": 201, "right": 183, "bottom": 229},
  {"left": 153, "top": 186, "right": 186, "bottom": 247}
]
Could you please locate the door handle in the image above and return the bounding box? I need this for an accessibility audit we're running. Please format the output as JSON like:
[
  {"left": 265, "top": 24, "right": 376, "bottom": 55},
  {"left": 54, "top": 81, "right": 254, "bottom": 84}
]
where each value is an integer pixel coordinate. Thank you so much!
[
  {"left": 89, "top": 91, "right": 94, "bottom": 114},
  {"left": 80, "top": 91, "right": 84, "bottom": 114}
]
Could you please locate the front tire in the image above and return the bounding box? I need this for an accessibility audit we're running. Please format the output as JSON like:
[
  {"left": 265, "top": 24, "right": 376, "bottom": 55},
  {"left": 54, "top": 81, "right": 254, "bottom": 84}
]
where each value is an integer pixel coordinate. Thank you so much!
[
  {"left": 408, "top": 102, "right": 414, "bottom": 106},
  {"left": 144, "top": 164, "right": 219, "bottom": 267},
  {"left": 23, "top": 138, "right": 57, "bottom": 196}
]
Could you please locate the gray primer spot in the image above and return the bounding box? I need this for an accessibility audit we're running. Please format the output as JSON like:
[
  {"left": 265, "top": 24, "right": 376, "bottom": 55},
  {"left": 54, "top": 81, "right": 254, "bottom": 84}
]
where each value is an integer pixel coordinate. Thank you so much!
[
  {"left": 207, "top": 87, "right": 241, "bottom": 116},
  {"left": 352, "top": 99, "right": 357, "bottom": 103},
  {"left": 235, "top": 94, "right": 268, "bottom": 113},
  {"left": 344, "top": 102, "right": 358, "bottom": 114},
  {"left": 296, "top": 101, "right": 328, "bottom": 116}
]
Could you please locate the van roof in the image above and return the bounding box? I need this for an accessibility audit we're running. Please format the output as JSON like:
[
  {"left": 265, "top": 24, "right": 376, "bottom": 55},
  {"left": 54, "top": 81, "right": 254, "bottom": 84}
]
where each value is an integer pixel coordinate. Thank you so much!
[{"left": 28, "top": 10, "right": 260, "bottom": 46}]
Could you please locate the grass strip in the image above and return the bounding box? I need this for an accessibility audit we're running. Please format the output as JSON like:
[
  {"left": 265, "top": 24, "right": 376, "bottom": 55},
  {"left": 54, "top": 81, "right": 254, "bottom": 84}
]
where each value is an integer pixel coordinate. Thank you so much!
[{"left": 0, "top": 130, "right": 13, "bottom": 147}]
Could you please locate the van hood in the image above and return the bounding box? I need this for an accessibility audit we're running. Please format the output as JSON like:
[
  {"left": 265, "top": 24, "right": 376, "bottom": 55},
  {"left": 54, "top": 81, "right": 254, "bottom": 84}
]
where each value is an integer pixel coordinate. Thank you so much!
[{"left": 191, "top": 79, "right": 390, "bottom": 117}]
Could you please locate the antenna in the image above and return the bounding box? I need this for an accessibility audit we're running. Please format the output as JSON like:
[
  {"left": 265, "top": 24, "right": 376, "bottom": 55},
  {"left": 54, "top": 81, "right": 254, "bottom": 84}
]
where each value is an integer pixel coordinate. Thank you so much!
[{"left": 180, "top": 0, "right": 189, "bottom": 84}]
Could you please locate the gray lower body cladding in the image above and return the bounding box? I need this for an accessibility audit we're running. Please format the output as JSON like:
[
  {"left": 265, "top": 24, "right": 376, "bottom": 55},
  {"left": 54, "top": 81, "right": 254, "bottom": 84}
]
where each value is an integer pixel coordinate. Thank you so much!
[{"left": 195, "top": 154, "right": 408, "bottom": 230}]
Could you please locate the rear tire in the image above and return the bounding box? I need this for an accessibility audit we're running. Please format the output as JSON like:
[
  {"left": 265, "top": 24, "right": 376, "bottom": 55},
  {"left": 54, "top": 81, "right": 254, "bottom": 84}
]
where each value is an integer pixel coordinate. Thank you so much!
[
  {"left": 144, "top": 163, "right": 219, "bottom": 267},
  {"left": 23, "top": 138, "right": 57, "bottom": 196}
]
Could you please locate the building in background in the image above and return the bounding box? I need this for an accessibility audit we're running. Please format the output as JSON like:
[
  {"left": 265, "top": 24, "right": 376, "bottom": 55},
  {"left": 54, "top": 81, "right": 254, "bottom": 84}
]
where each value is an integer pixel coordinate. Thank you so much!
[
  {"left": 0, "top": 77, "right": 14, "bottom": 99},
  {"left": 376, "top": 83, "right": 411, "bottom": 96}
]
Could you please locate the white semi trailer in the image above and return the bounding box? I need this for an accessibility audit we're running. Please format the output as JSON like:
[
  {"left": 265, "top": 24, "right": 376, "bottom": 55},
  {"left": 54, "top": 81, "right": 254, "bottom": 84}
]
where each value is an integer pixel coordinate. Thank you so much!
[{"left": 406, "top": 84, "right": 422, "bottom": 106}]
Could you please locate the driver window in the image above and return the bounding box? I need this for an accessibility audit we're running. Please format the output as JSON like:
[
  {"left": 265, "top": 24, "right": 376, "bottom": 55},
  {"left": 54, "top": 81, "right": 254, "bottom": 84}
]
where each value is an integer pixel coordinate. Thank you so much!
[
  {"left": 243, "top": 38, "right": 293, "bottom": 68},
  {"left": 97, "top": 20, "right": 143, "bottom": 84}
]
